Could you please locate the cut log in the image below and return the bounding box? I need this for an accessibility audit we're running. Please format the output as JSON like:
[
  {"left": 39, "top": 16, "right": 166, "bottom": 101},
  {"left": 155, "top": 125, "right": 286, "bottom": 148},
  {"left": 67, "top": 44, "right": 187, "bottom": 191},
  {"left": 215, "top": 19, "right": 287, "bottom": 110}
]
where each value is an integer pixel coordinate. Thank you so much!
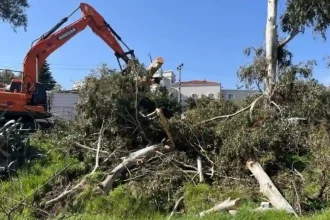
[
  {"left": 255, "top": 202, "right": 274, "bottom": 212},
  {"left": 98, "top": 140, "right": 172, "bottom": 194},
  {"left": 247, "top": 160, "right": 298, "bottom": 217},
  {"left": 199, "top": 197, "right": 240, "bottom": 217},
  {"left": 228, "top": 210, "right": 238, "bottom": 215},
  {"left": 197, "top": 156, "right": 204, "bottom": 183},
  {"left": 146, "top": 57, "right": 164, "bottom": 78}
]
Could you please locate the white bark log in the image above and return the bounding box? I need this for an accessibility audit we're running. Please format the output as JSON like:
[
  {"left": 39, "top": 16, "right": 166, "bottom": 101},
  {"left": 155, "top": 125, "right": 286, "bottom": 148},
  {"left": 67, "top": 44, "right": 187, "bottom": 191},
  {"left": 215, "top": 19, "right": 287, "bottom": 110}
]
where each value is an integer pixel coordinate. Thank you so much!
[
  {"left": 146, "top": 57, "right": 164, "bottom": 77},
  {"left": 228, "top": 210, "right": 238, "bottom": 215},
  {"left": 98, "top": 141, "right": 171, "bottom": 194},
  {"left": 265, "top": 0, "right": 278, "bottom": 94},
  {"left": 197, "top": 156, "right": 204, "bottom": 183},
  {"left": 199, "top": 197, "right": 240, "bottom": 217},
  {"left": 254, "top": 202, "right": 275, "bottom": 212},
  {"left": 247, "top": 161, "right": 298, "bottom": 217}
]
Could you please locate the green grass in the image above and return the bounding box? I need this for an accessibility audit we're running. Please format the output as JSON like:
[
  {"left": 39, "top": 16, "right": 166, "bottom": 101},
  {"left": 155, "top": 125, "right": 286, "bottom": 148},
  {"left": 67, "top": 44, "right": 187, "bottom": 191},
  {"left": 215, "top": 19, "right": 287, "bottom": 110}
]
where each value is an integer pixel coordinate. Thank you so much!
[{"left": 1, "top": 137, "right": 330, "bottom": 219}]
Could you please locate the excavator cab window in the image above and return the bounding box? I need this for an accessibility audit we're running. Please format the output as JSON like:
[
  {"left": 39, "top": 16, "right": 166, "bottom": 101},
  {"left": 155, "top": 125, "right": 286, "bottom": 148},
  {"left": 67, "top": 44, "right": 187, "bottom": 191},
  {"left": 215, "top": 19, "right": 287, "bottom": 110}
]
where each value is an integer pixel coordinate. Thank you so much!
[
  {"left": 5, "top": 81, "right": 22, "bottom": 92},
  {"left": 33, "top": 83, "right": 47, "bottom": 111}
]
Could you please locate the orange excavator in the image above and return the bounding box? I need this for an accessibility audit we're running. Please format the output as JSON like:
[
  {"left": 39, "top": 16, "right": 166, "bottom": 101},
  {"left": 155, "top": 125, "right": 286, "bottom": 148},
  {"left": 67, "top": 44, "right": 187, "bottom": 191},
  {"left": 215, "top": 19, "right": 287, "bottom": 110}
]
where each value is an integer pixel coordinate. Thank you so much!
[{"left": 0, "top": 3, "right": 164, "bottom": 129}]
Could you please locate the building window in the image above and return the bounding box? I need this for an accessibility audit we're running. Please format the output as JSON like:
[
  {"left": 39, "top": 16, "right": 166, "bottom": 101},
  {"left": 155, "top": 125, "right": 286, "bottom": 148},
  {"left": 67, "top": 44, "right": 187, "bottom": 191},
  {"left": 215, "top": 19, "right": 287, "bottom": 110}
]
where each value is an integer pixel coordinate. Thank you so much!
[
  {"left": 192, "top": 93, "right": 198, "bottom": 99},
  {"left": 227, "top": 93, "right": 234, "bottom": 100},
  {"left": 208, "top": 93, "right": 214, "bottom": 98}
]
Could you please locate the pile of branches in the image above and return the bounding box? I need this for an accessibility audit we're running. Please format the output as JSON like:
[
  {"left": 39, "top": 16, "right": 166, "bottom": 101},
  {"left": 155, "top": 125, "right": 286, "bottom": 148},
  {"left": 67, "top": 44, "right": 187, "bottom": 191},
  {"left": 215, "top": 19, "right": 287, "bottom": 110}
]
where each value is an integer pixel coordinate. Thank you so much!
[
  {"left": 0, "top": 119, "right": 39, "bottom": 180},
  {"left": 20, "top": 62, "right": 330, "bottom": 218}
]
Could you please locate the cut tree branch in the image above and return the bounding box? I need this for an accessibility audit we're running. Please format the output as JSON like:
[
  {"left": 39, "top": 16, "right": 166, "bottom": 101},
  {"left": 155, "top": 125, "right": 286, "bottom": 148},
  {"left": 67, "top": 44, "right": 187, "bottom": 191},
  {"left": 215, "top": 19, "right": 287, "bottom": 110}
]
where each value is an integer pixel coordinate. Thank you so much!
[
  {"left": 98, "top": 139, "right": 173, "bottom": 194},
  {"left": 199, "top": 197, "right": 240, "bottom": 217},
  {"left": 73, "top": 142, "right": 109, "bottom": 155},
  {"left": 247, "top": 160, "right": 298, "bottom": 217},
  {"left": 11, "top": 163, "right": 72, "bottom": 214},
  {"left": 198, "top": 94, "right": 263, "bottom": 124},
  {"left": 197, "top": 156, "right": 204, "bottom": 183},
  {"left": 167, "top": 196, "right": 184, "bottom": 220},
  {"left": 44, "top": 126, "right": 106, "bottom": 206}
]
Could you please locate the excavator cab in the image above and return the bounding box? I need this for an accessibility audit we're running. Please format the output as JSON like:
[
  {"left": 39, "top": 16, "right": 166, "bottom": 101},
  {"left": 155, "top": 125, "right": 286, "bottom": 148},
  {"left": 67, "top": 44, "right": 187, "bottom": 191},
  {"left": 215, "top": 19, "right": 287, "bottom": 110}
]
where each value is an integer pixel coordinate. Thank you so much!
[{"left": 4, "top": 80, "right": 21, "bottom": 92}]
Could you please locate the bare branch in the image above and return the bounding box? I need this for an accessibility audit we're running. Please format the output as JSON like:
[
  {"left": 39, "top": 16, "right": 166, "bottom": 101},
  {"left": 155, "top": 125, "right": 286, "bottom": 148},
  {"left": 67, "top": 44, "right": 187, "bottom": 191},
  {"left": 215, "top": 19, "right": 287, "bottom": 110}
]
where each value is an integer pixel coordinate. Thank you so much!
[
  {"left": 44, "top": 177, "right": 86, "bottom": 206},
  {"left": 44, "top": 124, "right": 108, "bottom": 206},
  {"left": 98, "top": 139, "right": 173, "bottom": 194},
  {"left": 197, "top": 156, "right": 204, "bottom": 183},
  {"left": 278, "top": 29, "right": 299, "bottom": 48},
  {"left": 167, "top": 196, "right": 184, "bottom": 220},
  {"left": 197, "top": 95, "right": 264, "bottom": 125},
  {"left": 73, "top": 142, "right": 109, "bottom": 155},
  {"left": 9, "top": 163, "right": 72, "bottom": 215},
  {"left": 92, "top": 123, "right": 105, "bottom": 173}
]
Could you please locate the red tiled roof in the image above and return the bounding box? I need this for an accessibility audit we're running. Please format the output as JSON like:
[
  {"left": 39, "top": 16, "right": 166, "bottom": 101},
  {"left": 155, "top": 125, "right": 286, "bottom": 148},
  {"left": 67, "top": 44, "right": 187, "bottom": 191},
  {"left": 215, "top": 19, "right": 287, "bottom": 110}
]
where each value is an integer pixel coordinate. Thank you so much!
[{"left": 181, "top": 80, "right": 219, "bottom": 86}]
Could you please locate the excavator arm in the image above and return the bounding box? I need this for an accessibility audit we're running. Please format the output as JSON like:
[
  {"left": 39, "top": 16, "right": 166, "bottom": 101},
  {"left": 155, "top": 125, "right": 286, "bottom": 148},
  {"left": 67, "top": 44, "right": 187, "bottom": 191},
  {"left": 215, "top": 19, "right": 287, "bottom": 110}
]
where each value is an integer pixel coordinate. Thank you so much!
[{"left": 21, "top": 3, "right": 135, "bottom": 96}]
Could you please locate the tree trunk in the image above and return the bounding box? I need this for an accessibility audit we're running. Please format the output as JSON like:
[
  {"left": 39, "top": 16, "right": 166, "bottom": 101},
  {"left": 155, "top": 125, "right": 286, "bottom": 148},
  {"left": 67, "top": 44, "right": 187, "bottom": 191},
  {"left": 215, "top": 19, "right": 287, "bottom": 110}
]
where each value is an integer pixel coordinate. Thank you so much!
[
  {"left": 265, "top": 0, "right": 278, "bottom": 95},
  {"left": 247, "top": 161, "right": 298, "bottom": 217}
]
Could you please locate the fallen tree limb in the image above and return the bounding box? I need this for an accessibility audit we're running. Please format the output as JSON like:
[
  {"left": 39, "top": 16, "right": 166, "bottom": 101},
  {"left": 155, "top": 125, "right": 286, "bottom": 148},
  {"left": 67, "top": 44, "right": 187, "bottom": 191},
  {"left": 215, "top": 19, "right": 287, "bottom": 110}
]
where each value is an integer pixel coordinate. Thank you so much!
[
  {"left": 44, "top": 126, "right": 106, "bottom": 206},
  {"left": 247, "top": 160, "right": 298, "bottom": 217},
  {"left": 11, "top": 163, "right": 72, "bottom": 214},
  {"left": 198, "top": 94, "right": 263, "bottom": 125},
  {"left": 199, "top": 197, "right": 240, "bottom": 217},
  {"left": 98, "top": 139, "right": 173, "bottom": 194},
  {"left": 73, "top": 142, "right": 109, "bottom": 155},
  {"left": 167, "top": 196, "right": 184, "bottom": 220},
  {"left": 44, "top": 178, "right": 85, "bottom": 206}
]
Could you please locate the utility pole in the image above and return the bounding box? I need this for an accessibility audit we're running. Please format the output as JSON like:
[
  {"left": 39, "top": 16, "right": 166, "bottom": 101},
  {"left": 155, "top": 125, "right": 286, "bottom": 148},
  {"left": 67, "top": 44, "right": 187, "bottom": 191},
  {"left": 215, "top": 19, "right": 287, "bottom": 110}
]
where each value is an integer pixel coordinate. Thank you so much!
[{"left": 177, "top": 63, "right": 184, "bottom": 113}]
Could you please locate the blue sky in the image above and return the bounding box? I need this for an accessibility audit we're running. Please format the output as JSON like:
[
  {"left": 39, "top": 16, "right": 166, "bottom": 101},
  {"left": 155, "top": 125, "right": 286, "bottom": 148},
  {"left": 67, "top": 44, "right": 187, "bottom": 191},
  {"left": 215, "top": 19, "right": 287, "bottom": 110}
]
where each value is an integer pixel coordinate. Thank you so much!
[{"left": 0, "top": 0, "right": 330, "bottom": 89}]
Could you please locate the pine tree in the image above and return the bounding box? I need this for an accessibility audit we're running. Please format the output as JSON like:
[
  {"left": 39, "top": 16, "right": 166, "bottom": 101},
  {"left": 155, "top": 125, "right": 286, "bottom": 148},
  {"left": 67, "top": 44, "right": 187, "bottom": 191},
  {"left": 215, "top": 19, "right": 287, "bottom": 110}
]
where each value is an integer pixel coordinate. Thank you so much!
[{"left": 39, "top": 60, "right": 57, "bottom": 91}]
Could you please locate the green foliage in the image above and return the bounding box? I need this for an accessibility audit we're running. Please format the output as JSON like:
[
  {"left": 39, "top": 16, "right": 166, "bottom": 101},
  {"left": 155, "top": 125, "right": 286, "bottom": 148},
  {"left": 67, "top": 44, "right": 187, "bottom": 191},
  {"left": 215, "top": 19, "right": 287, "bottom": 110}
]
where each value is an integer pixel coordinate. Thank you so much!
[
  {"left": 0, "top": 0, "right": 29, "bottom": 31},
  {"left": 39, "top": 60, "right": 57, "bottom": 91},
  {"left": 74, "top": 63, "right": 180, "bottom": 147},
  {"left": 71, "top": 185, "right": 164, "bottom": 219},
  {"left": 281, "top": 0, "right": 330, "bottom": 40}
]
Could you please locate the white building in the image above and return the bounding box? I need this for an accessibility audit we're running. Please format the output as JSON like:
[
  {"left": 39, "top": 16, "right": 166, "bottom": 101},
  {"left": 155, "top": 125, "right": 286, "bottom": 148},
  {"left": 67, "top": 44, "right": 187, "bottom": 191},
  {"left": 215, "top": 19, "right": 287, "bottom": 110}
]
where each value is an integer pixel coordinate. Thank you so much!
[
  {"left": 151, "top": 70, "right": 176, "bottom": 91},
  {"left": 47, "top": 90, "right": 79, "bottom": 120},
  {"left": 170, "top": 80, "right": 221, "bottom": 105},
  {"left": 220, "top": 89, "right": 260, "bottom": 102}
]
